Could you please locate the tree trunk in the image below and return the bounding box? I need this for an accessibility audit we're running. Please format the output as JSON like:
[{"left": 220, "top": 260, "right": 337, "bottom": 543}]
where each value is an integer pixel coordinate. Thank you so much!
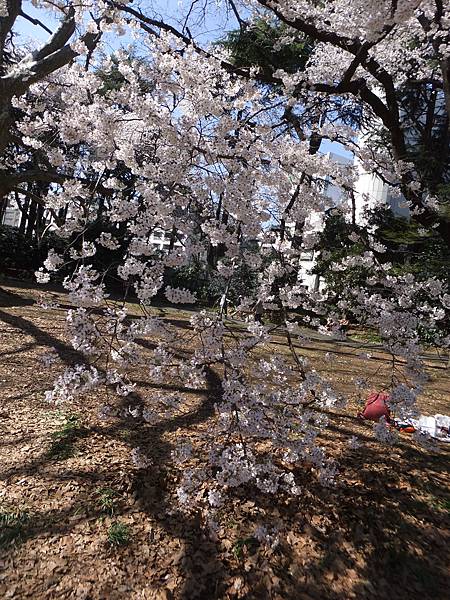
[
  {"left": 25, "top": 200, "right": 37, "bottom": 240},
  {"left": 18, "top": 196, "right": 29, "bottom": 235}
]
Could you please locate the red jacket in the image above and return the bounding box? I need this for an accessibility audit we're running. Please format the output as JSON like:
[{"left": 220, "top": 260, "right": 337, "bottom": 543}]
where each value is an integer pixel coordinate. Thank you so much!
[{"left": 361, "top": 391, "right": 391, "bottom": 422}]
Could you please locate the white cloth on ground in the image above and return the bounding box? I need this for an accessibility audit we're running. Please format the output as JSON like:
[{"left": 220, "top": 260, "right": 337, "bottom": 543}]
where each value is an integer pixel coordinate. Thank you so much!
[{"left": 410, "top": 414, "right": 450, "bottom": 442}]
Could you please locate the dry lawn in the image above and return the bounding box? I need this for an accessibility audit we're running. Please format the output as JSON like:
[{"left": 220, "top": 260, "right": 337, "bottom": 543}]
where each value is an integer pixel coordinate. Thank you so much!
[{"left": 0, "top": 282, "right": 449, "bottom": 600}]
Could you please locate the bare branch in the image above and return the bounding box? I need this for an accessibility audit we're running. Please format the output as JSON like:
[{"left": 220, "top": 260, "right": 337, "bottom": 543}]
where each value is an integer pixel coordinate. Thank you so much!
[
  {"left": 19, "top": 10, "right": 53, "bottom": 35},
  {"left": 228, "top": 0, "right": 247, "bottom": 30},
  {"left": 110, "top": 1, "right": 252, "bottom": 79}
]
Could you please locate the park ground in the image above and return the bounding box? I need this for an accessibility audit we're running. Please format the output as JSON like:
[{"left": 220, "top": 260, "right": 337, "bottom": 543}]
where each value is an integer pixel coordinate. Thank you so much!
[{"left": 0, "top": 282, "right": 449, "bottom": 600}]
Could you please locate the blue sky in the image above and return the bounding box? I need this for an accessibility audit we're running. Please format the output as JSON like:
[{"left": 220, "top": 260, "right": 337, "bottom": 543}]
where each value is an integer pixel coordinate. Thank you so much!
[{"left": 15, "top": 0, "right": 236, "bottom": 48}]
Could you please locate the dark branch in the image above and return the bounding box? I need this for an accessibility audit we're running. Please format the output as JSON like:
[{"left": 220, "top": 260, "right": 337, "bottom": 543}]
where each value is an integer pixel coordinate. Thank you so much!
[
  {"left": 19, "top": 10, "right": 53, "bottom": 35},
  {"left": 32, "top": 5, "right": 76, "bottom": 62},
  {"left": 0, "top": 1, "right": 22, "bottom": 65},
  {"left": 228, "top": 0, "right": 247, "bottom": 30}
]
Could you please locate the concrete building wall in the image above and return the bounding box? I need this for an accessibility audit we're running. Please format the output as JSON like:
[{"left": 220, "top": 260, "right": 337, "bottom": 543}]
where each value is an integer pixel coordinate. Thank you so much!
[{"left": 1, "top": 199, "right": 21, "bottom": 228}]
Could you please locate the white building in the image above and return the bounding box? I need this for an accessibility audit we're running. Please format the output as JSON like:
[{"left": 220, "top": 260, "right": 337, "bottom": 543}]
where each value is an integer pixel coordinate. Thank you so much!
[
  {"left": 147, "top": 228, "right": 184, "bottom": 252},
  {"left": 1, "top": 198, "right": 21, "bottom": 227},
  {"left": 295, "top": 151, "right": 353, "bottom": 291},
  {"left": 353, "top": 157, "right": 409, "bottom": 223},
  {"left": 295, "top": 150, "right": 409, "bottom": 291}
]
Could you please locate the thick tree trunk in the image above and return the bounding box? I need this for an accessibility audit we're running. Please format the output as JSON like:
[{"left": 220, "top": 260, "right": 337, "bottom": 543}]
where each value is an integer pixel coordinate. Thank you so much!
[
  {"left": 0, "top": 96, "right": 12, "bottom": 160},
  {"left": 35, "top": 202, "right": 44, "bottom": 240},
  {"left": 441, "top": 58, "right": 450, "bottom": 135}
]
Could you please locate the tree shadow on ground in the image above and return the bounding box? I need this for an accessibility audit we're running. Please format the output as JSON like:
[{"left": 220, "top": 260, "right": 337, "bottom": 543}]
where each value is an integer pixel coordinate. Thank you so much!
[
  {"left": 0, "top": 306, "right": 227, "bottom": 598},
  {"left": 0, "top": 304, "right": 449, "bottom": 599},
  {"left": 0, "top": 287, "right": 35, "bottom": 308},
  {"left": 282, "top": 417, "right": 450, "bottom": 600}
]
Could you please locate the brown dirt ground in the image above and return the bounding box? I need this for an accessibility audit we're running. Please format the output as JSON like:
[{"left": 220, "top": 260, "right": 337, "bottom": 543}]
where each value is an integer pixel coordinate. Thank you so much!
[{"left": 0, "top": 282, "right": 449, "bottom": 600}]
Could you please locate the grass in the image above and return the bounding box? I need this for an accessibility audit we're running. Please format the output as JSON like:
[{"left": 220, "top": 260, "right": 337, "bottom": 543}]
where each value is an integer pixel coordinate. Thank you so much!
[
  {"left": 107, "top": 522, "right": 131, "bottom": 547},
  {"left": 0, "top": 507, "right": 31, "bottom": 549},
  {"left": 96, "top": 487, "right": 120, "bottom": 516},
  {"left": 232, "top": 537, "right": 259, "bottom": 559},
  {"left": 47, "top": 412, "right": 84, "bottom": 460},
  {"left": 429, "top": 496, "right": 450, "bottom": 513},
  {"left": 349, "top": 329, "right": 382, "bottom": 344},
  {"left": 437, "top": 498, "right": 450, "bottom": 512},
  {"left": 117, "top": 427, "right": 134, "bottom": 442}
]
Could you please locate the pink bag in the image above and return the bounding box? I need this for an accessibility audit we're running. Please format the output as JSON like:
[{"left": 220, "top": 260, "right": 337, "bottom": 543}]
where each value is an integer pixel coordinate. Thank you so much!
[{"left": 360, "top": 391, "right": 391, "bottom": 422}]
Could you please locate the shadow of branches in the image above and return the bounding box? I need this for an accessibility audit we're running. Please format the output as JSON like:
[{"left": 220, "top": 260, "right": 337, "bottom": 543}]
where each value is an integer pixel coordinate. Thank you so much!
[{"left": 0, "top": 301, "right": 449, "bottom": 600}]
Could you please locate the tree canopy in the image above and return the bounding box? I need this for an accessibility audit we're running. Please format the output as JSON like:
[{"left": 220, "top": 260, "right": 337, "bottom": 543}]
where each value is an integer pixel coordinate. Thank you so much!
[{"left": 0, "top": 0, "right": 449, "bottom": 509}]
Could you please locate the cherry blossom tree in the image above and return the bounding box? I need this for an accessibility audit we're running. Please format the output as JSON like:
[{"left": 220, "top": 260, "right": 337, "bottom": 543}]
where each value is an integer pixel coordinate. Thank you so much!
[{"left": 0, "top": 0, "right": 449, "bottom": 516}]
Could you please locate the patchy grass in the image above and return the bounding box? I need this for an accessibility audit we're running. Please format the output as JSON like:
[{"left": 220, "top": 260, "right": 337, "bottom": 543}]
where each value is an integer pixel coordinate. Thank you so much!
[
  {"left": 0, "top": 507, "right": 31, "bottom": 549},
  {"left": 232, "top": 536, "right": 259, "bottom": 559},
  {"left": 107, "top": 522, "right": 131, "bottom": 547},
  {"left": 116, "top": 427, "right": 134, "bottom": 443},
  {"left": 438, "top": 498, "right": 450, "bottom": 512},
  {"left": 96, "top": 487, "right": 120, "bottom": 516},
  {"left": 429, "top": 496, "right": 450, "bottom": 513},
  {"left": 47, "top": 412, "right": 84, "bottom": 460},
  {"left": 348, "top": 328, "right": 382, "bottom": 344}
]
